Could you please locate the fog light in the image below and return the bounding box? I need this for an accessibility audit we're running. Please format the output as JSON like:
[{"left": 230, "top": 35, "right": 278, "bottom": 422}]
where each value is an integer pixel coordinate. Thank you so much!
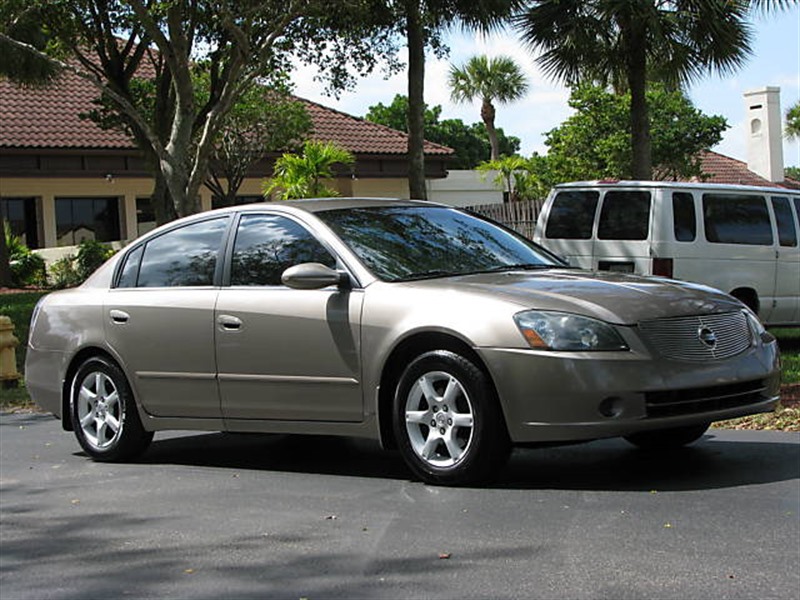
[{"left": 598, "top": 397, "right": 623, "bottom": 418}]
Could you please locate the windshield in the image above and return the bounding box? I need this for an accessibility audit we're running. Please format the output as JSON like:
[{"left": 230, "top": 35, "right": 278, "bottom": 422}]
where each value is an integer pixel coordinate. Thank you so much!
[{"left": 316, "top": 205, "right": 563, "bottom": 282}]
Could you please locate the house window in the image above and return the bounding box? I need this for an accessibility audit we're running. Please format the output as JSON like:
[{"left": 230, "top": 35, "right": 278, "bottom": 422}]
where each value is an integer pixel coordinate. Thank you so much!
[
  {"left": 1, "top": 197, "right": 39, "bottom": 249},
  {"left": 55, "top": 197, "right": 121, "bottom": 246},
  {"left": 136, "top": 197, "right": 157, "bottom": 237}
]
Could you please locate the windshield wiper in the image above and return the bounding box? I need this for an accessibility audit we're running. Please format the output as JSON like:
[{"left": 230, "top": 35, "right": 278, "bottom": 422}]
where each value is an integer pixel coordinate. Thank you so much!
[
  {"left": 396, "top": 269, "right": 460, "bottom": 282},
  {"left": 476, "top": 263, "right": 555, "bottom": 273}
]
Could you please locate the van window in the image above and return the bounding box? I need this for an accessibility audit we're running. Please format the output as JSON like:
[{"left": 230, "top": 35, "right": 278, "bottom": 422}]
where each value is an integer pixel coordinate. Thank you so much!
[
  {"left": 597, "top": 191, "right": 651, "bottom": 240},
  {"left": 545, "top": 191, "right": 599, "bottom": 239},
  {"left": 771, "top": 196, "right": 797, "bottom": 247},
  {"left": 703, "top": 194, "right": 773, "bottom": 245},
  {"left": 672, "top": 192, "right": 696, "bottom": 242}
]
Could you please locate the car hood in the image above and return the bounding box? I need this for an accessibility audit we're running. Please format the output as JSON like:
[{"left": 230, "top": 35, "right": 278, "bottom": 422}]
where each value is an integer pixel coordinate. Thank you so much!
[{"left": 405, "top": 269, "right": 744, "bottom": 325}]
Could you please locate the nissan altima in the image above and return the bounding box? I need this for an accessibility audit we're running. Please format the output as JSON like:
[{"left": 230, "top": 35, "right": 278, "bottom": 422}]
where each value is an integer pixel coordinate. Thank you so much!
[{"left": 25, "top": 199, "right": 781, "bottom": 485}]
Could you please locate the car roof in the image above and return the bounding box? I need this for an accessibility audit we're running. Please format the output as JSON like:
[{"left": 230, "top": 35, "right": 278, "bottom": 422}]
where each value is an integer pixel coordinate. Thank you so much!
[{"left": 215, "top": 197, "right": 441, "bottom": 216}]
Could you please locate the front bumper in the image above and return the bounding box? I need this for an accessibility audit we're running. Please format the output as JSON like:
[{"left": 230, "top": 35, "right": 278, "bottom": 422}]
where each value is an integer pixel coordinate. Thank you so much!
[{"left": 478, "top": 340, "right": 781, "bottom": 444}]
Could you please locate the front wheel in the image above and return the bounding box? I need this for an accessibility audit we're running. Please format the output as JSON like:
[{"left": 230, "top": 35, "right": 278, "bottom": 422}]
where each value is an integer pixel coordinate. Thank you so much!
[
  {"left": 70, "top": 356, "right": 153, "bottom": 461},
  {"left": 624, "top": 423, "right": 710, "bottom": 450},
  {"left": 393, "top": 350, "right": 510, "bottom": 486}
]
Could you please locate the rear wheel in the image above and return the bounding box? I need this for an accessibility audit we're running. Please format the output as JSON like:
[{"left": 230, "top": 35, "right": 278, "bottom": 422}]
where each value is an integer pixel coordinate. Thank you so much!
[
  {"left": 70, "top": 356, "right": 153, "bottom": 461},
  {"left": 393, "top": 350, "right": 510, "bottom": 486},
  {"left": 624, "top": 423, "right": 710, "bottom": 450}
]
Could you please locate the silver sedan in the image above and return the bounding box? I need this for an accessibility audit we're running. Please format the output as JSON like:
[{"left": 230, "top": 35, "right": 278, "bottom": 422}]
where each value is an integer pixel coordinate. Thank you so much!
[{"left": 26, "top": 199, "right": 781, "bottom": 485}]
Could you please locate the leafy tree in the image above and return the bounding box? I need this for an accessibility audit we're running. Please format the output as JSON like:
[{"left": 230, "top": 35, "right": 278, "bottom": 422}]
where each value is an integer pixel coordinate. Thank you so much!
[
  {"left": 0, "top": 0, "right": 400, "bottom": 221},
  {"left": 515, "top": 0, "right": 753, "bottom": 180},
  {"left": 448, "top": 55, "right": 529, "bottom": 160},
  {"left": 365, "top": 94, "right": 520, "bottom": 168},
  {"left": 786, "top": 100, "right": 800, "bottom": 141},
  {"left": 543, "top": 85, "right": 728, "bottom": 182},
  {"left": 204, "top": 82, "right": 312, "bottom": 207},
  {"left": 263, "top": 141, "right": 355, "bottom": 200},
  {"left": 786, "top": 166, "right": 800, "bottom": 181}
]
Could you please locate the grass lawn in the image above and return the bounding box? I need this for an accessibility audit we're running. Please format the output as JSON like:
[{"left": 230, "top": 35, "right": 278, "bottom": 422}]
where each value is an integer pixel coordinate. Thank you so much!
[{"left": 1, "top": 290, "right": 798, "bottom": 431}]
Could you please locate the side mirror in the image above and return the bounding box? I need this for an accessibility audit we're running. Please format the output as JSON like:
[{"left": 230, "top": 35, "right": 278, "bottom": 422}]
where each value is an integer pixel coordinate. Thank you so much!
[{"left": 281, "top": 263, "right": 350, "bottom": 290}]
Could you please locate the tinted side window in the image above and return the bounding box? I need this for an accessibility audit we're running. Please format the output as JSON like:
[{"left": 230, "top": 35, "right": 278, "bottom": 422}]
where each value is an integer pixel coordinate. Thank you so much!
[
  {"left": 116, "top": 245, "right": 143, "bottom": 288},
  {"left": 672, "top": 192, "right": 696, "bottom": 242},
  {"left": 137, "top": 217, "right": 228, "bottom": 287},
  {"left": 545, "top": 191, "right": 599, "bottom": 239},
  {"left": 703, "top": 194, "right": 772, "bottom": 245},
  {"left": 231, "top": 214, "right": 336, "bottom": 286},
  {"left": 772, "top": 196, "right": 797, "bottom": 247},
  {"left": 597, "top": 191, "right": 651, "bottom": 240}
]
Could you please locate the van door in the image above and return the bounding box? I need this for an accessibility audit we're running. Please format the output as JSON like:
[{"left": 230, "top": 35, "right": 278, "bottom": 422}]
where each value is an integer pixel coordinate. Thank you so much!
[
  {"left": 700, "top": 193, "right": 778, "bottom": 322},
  {"left": 593, "top": 190, "right": 652, "bottom": 275},
  {"left": 537, "top": 190, "right": 599, "bottom": 269},
  {"left": 769, "top": 196, "right": 800, "bottom": 324}
]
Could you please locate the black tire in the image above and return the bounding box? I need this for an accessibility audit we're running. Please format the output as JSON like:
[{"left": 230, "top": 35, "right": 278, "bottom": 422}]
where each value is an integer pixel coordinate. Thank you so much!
[
  {"left": 70, "top": 356, "right": 153, "bottom": 461},
  {"left": 393, "top": 350, "right": 510, "bottom": 486},
  {"left": 624, "top": 423, "right": 710, "bottom": 450}
]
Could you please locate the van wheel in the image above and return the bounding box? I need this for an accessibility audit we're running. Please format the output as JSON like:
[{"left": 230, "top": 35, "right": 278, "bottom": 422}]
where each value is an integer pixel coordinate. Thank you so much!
[
  {"left": 624, "top": 423, "right": 710, "bottom": 450},
  {"left": 730, "top": 289, "right": 759, "bottom": 314},
  {"left": 70, "top": 357, "right": 153, "bottom": 462},
  {"left": 393, "top": 350, "right": 510, "bottom": 486}
]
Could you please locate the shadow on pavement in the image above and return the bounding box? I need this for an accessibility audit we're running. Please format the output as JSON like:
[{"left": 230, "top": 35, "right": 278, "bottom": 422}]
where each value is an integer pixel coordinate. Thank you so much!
[{"left": 132, "top": 429, "right": 799, "bottom": 492}]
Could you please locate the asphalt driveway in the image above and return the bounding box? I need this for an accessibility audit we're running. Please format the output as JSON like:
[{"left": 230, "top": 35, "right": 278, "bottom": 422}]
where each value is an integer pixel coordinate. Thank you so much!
[{"left": 1, "top": 412, "right": 798, "bottom": 599}]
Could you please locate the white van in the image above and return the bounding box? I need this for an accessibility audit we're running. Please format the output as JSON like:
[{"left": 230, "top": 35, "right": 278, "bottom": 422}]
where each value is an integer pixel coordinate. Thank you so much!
[{"left": 533, "top": 181, "right": 800, "bottom": 326}]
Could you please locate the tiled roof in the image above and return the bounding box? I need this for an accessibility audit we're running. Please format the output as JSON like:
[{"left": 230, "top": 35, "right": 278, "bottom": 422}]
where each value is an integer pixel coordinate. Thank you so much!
[
  {"left": 691, "top": 150, "right": 800, "bottom": 190},
  {"left": 0, "top": 72, "right": 452, "bottom": 156},
  {"left": 0, "top": 70, "right": 132, "bottom": 149}
]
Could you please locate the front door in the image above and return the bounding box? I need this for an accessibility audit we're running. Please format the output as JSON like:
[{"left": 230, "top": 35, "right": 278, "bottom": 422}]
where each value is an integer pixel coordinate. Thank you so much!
[{"left": 215, "top": 213, "right": 363, "bottom": 421}]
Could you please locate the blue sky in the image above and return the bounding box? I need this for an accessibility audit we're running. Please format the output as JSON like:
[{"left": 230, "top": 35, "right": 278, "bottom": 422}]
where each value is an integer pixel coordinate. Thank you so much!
[{"left": 292, "top": 6, "right": 800, "bottom": 169}]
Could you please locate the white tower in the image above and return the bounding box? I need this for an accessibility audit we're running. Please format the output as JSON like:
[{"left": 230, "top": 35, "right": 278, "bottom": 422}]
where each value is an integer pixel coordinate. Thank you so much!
[{"left": 744, "top": 87, "right": 784, "bottom": 183}]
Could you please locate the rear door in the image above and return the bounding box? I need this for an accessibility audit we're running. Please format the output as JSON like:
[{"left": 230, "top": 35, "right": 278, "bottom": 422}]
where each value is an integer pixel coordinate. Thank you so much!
[
  {"left": 769, "top": 195, "right": 800, "bottom": 324},
  {"left": 105, "top": 216, "right": 230, "bottom": 418}
]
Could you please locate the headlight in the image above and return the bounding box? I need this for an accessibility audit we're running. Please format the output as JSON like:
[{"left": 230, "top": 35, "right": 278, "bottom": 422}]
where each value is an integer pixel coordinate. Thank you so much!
[
  {"left": 514, "top": 310, "right": 629, "bottom": 351},
  {"left": 742, "top": 308, "right": 775, "bottom": 345}
]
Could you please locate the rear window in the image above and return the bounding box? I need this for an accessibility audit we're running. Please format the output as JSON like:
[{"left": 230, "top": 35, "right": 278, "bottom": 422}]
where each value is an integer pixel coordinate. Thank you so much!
[
  {"left": 703, "top": 194, "right": 772, "bottom": 245},
  {"left": 672, "top": 192, "right": 696, "bottom": 242},
  {"left": 545, "top": 191, "right": 599, "bottom": 239},
  {"left": 597, "top": 191, "right": 651, "bottom": 240}
]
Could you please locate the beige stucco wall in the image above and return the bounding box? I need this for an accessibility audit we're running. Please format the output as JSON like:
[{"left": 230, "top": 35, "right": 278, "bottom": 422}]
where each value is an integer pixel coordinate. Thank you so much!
[{"left": 1, "top": 175, "right": 413, "bottom": 249}]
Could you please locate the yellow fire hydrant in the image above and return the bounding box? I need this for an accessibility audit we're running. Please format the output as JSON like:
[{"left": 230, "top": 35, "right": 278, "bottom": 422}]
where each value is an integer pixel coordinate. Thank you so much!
[{"left": 0, "top": 315, "right": 21, "bottom": 389}]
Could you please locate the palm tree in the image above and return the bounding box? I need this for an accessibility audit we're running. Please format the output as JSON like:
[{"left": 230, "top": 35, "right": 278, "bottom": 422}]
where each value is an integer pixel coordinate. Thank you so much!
[
  {"left": 449, "top": 55, "right": 529, "bottom": 160},
  {"left": 514, "top": 0, "right": 755, "bottom": 180},
  {"left": 786, "top": 101, "right": 800, "bottom": 141},
  {"left": 397, "top": 0, "right": 522, "bottom": 199},
  {"left": 263, "top": 141, "right": 354, "bottom": 200}
]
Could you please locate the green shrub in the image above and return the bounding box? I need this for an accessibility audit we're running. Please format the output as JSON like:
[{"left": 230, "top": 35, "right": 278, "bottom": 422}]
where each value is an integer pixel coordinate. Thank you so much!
[
  {"left": 48, "top": 256, "right": 80, "bottom": 289},
  {"left": 76, "top": 239, "right": 115, "bottom": 280},
  {"left": 46, "top": 240, "right": 115, "bottom": 289},
  {"left": 5, "top": 222, "right": 47, "bottom": 287},
  {"left": 10, "top": 252, "right": 47, "bottom": 287}
]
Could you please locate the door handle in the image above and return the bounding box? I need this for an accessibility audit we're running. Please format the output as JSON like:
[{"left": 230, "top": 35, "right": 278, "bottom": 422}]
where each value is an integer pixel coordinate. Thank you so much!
[
  {"left": 109, "top": 309, "right": 130, "bottom": 324},
  {"left": 217, "top": 314, "right": 243, "bottom": 331}
]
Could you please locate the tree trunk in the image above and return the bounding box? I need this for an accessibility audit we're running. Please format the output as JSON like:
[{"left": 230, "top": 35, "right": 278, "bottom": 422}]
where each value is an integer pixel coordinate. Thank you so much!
[
  {"left": 625, "top": 22, "right": 652, "bottom": 180},
  {"left": 405, "top": 0, "right": 427, "bottom": 200},
  {"left": 0, "top": 215, "right": 12, "bottom": 288},
  {"left": 151, "top": 173, "right": 177, "bottom": 226},
  {"left": 481, "top": 99, "right": 500, "bottom": 160}
]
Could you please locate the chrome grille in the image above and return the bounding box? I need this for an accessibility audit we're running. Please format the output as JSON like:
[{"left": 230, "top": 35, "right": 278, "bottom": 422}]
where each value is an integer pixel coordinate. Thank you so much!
[{"left": 638, "top": 311, "right": 752, "bottom": 361}]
